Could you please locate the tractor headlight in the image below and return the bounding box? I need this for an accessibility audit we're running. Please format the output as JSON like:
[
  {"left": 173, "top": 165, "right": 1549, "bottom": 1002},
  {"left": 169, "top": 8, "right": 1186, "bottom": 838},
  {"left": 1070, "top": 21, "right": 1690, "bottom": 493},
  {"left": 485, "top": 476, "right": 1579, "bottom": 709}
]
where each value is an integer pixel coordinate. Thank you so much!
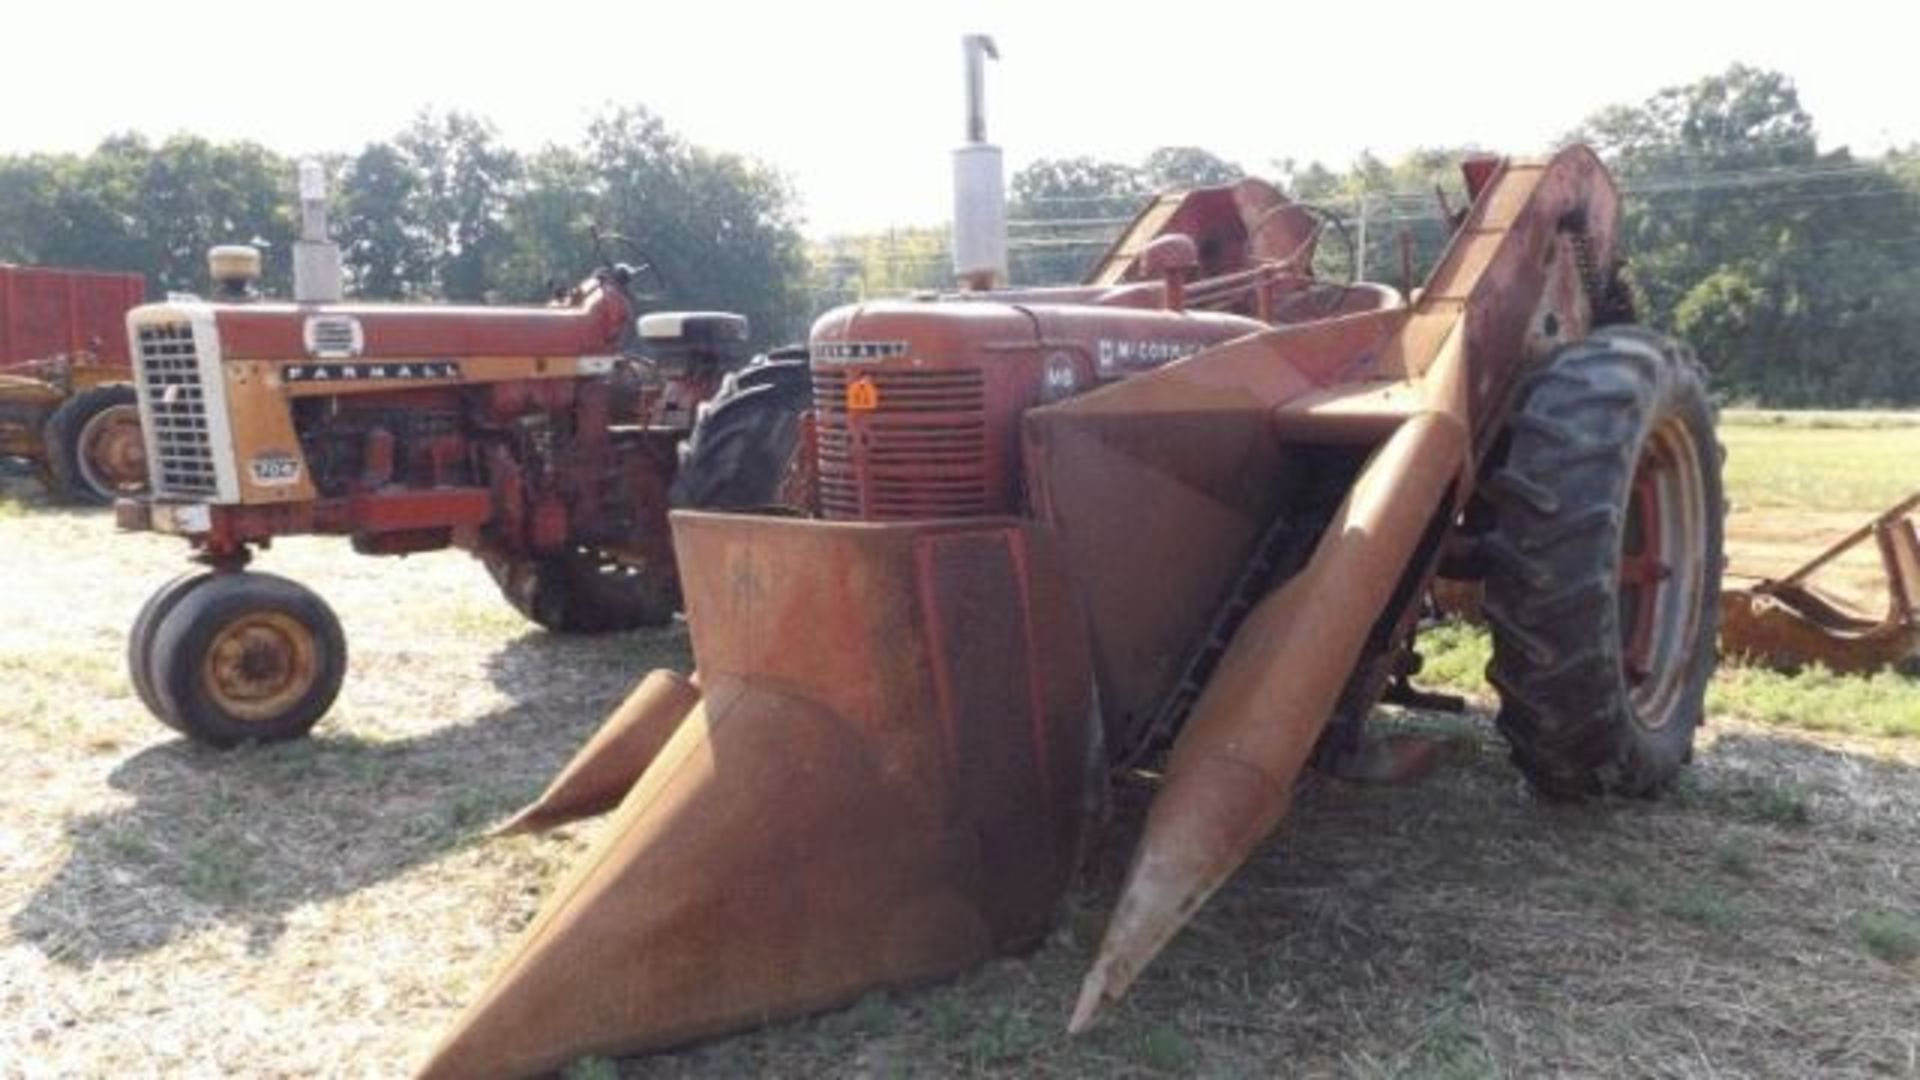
[{"left": 1040, "top": 352, "right": 1080, "bottom": 403}]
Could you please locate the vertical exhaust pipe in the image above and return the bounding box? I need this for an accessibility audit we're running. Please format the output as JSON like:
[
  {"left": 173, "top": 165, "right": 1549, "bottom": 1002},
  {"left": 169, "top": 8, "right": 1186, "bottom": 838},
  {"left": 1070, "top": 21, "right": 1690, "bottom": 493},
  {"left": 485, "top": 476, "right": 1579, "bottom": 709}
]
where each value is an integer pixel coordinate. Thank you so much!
[
  {"left": 293, "top": 160, "right": 344, "bottom": 304},
  {"left": 952, "top": 34, "right": 1006, "bottom": 291}
]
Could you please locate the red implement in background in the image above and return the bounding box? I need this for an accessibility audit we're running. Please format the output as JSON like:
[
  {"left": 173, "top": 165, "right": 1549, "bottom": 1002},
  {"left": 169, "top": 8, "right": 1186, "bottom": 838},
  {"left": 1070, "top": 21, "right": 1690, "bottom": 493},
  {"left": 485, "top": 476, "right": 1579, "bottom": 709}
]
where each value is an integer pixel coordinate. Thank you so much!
[
  {"left": 1721, "top": 490, "right": 1920, "bottom": 674},
  {"left": 0, "top": 265, "right": 149, "bottom": 501},
  {"left": 0, "top": 264, "right": 146, "bottom": 366}
]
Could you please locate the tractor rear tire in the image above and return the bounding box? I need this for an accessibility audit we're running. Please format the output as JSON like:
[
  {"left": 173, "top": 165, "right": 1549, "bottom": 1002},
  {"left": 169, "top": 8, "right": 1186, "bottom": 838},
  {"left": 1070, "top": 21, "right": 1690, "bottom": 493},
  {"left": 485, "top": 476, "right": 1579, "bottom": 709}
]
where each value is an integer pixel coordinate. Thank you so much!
[
  {"left": 485, "top": 546, "right": 678, "bottom": 634},
  {"left": 1481, "top": 326, "right": 1723, "bottom": 800},
  {"left": 147, "top": 572, "right": 348, "bottom": 747},
  {"left": 669, "top": 349, "right": 812, "bottom": 511},
  {"left": 46, "top": 384, "right": 147, "bottom": 504}
]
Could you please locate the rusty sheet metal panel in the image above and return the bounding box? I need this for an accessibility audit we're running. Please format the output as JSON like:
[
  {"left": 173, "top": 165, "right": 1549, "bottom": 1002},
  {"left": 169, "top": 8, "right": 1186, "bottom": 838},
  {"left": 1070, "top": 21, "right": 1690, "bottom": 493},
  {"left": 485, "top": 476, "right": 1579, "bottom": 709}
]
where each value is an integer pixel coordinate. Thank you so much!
[
  {"left": 1070, "top": 411, "right": 1468, "bottom": 1028},
  {"left": 419, "top": 512, "right": 1097, "bottom": 1077},
  {"left": 1085, "top": 179, "right": 1318, "bottom": 286},
  {"left": 1023, "top": 308, "right": 1404, "bottom": 754},
  {"left": 1720, "top": 583, "right": 1919, "bottom": 674},
  {"left": 1023, "top": 346, "right": 1303, "bottom": 753},
  {"left": 1063, "top": 146, "right": 1628, "bottom": 1032},
  {"left": 1416, "top": 151, "right": 1619, "bottom": 441},
  {"left": 0, "top": 264, "right": 145, "bottom": 366},
  {"left": 1720, "top": 491, "right": 1920, "bottom": 674}
]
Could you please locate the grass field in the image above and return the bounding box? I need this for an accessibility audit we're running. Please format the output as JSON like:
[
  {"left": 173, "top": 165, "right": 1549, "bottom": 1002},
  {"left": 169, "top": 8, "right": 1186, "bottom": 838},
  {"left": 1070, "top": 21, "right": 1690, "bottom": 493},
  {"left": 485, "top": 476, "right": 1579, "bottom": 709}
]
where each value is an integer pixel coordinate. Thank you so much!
[{"left": 1, "top": 414, "right": 1916, "bottom": 1078}]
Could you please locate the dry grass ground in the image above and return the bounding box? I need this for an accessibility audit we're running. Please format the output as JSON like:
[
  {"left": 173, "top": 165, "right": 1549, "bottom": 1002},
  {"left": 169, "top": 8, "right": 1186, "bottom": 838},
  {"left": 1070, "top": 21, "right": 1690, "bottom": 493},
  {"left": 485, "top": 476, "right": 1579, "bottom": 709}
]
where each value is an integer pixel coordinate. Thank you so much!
[{"left": 1, "top": 414, "right": 1917, "bottom": 1078}]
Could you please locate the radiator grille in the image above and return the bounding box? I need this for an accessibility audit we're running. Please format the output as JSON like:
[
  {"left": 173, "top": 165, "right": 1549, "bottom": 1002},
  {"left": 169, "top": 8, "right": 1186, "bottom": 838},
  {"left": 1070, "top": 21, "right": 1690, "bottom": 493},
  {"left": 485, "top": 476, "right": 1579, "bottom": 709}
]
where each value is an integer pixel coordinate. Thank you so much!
[
  {"left": 813, "top": 367, "right": 989, "bottom": 519},
  {"left": 135, "top": 321, "right": 220, "bottom": 497}
]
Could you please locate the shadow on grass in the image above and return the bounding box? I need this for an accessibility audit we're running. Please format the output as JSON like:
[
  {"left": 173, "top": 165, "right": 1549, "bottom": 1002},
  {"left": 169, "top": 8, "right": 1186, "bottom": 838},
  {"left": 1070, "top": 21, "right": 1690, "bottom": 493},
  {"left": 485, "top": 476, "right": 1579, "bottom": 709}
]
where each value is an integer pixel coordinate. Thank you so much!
[{"left": 11, "top": 625, "right": 692, "bottom": 966}]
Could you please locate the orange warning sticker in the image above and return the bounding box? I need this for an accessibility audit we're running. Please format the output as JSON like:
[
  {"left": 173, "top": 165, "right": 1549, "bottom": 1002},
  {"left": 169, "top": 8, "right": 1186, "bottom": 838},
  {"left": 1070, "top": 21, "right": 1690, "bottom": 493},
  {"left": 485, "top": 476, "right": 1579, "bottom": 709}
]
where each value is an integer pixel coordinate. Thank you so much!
[{"left": 846, "top": 376, "right": 880, "bottom": 412}]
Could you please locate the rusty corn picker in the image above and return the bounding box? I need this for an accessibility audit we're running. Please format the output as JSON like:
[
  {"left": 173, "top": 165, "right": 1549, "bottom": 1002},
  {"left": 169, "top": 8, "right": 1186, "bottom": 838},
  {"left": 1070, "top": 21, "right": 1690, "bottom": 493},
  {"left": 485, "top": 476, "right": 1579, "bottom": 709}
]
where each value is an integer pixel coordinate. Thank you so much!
[{"left": 416, "top": 144, "right": 1724, "bottom": 1076}]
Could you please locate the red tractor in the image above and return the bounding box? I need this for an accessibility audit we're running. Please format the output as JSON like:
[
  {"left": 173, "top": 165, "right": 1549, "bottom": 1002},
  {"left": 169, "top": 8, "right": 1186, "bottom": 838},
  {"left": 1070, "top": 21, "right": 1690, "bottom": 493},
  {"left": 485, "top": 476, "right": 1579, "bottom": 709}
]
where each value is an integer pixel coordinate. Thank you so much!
[
  {"left": 118, "top": 239, "right": 801, "bottom": 747},
  {"left": 418, "top": 147, "right": 1728, "bottom": 1076}
]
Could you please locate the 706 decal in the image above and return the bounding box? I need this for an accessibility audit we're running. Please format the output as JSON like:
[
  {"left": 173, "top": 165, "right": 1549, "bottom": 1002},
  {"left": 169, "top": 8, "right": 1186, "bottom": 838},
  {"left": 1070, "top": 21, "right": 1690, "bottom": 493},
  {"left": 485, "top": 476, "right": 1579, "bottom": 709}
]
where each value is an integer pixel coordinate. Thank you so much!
[{"left": 249, "top": 451, "right": 302, "bottom": 486}]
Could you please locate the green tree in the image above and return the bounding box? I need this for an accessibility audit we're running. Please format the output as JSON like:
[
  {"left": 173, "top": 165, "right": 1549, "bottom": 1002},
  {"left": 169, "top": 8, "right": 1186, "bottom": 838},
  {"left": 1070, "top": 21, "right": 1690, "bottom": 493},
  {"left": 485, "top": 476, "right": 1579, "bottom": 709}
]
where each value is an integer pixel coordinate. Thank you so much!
[
  {"left": 566, "top": 105, "right": 808, "bottom": 343},
  {"left": 1142, "top": 146, "right": 1242, "bottom": 189},
  {"left": 1007, "top": 155, "right": 1146, "bottom": 285},
  {"left": 0, "top": 135, "right": 292, "bottom": 294},
  {"left": 395, "top": 112, "right": 523, "bottom": 301},
  {"left": 137, "top": 136, "right": 295, "bottom": 294},
  {"left": 493, "top": 147, "right": 600, "bottom": 301},
  {"left": 1571, "top": 64, "right": 1920, "bottom": 404},
  {"left": 337, "top": 142, "right": 428, "bottom": 300}
]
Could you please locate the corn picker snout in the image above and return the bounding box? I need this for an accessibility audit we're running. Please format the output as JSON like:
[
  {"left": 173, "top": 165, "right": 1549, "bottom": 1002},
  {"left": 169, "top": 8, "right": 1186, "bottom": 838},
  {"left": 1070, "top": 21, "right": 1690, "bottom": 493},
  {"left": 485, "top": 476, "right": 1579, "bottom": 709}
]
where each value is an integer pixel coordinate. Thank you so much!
[{"left": 423, "top": 146, "right": 1725, "bottom": 1076}]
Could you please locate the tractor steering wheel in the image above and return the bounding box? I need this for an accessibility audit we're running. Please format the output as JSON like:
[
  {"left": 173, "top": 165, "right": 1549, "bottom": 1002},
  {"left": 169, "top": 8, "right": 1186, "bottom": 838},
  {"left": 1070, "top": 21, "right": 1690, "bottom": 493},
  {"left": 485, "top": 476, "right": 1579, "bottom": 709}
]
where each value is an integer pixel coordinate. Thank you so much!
[{"left": 589, "top": 226, "right": 672, "bottom": 305}]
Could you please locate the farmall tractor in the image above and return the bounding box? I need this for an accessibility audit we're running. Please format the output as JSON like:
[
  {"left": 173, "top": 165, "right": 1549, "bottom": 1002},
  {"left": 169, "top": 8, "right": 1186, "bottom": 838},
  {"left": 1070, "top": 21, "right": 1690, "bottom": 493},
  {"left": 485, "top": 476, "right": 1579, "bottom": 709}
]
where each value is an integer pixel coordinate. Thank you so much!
[
  {"left": 415, "top": 145, "right": 1725, "bottom": 1077},
  {"left": 118, "top": 171, "right": 796, "bottom": 747}
]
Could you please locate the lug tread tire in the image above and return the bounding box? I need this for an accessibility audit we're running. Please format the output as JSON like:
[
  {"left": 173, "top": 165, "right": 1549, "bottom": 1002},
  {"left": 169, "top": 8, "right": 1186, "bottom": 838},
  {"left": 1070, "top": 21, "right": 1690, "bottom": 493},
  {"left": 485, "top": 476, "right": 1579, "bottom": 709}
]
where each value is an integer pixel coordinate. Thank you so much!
[
  {"left": 486, "top": 548, "right": 677, "bottom": 634},
  {"left": 669, "top": 351, "right": 812, "bottom": 511},
  {"left": 1482, "top": 326, "right": 1724, "bottom": 800}
]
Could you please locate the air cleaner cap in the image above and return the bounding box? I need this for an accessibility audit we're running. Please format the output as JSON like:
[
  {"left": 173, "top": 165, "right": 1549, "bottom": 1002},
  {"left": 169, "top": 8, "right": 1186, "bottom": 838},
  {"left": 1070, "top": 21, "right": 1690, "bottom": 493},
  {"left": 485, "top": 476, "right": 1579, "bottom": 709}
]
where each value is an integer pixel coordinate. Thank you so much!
[{"left": 208, "top": 245, "right": 262, "bottom": 297}]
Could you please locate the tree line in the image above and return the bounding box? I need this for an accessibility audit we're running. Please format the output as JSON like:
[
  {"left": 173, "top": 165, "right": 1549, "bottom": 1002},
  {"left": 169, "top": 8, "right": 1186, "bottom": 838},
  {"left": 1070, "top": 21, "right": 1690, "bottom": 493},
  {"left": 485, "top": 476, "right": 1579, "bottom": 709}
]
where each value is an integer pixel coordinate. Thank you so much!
[
  {"left": 1, "top": 66, "right": 1915, "bottom": 405},
  {"left": 0, "top": 107, "right": 810, "bottom": 346}
]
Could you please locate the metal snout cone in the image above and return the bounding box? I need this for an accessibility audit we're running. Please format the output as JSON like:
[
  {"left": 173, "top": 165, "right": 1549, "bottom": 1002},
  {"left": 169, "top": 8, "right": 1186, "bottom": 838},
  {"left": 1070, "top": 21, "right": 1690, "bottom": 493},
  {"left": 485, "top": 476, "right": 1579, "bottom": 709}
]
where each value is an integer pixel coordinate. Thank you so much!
[
  {"left": 1069, "top": 412, "right": 1468, "bottom": 1035},
  {"left": 491, "top": 669, "right": 701, "bottom": 836},
  {"left": 419, "top": 679, "right": 999, "bottom": 1078},
  {"left": 1071, "top": 756, "right": 1287, "bottom": 1032}
]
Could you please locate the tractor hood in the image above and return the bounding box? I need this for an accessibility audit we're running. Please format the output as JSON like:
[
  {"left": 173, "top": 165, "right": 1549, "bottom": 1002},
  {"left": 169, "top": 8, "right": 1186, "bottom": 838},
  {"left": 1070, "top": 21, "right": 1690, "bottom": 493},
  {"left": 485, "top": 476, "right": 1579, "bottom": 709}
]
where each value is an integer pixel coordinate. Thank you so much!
[
  {"left": 811, "top": 297, "right": 1264, "bottom": 381},
  {"left": 807, "top": 299, "right": 1265, "bottom": 519},
  {"left": 197, "top": 292, "right": 629, "bottom": 363}
]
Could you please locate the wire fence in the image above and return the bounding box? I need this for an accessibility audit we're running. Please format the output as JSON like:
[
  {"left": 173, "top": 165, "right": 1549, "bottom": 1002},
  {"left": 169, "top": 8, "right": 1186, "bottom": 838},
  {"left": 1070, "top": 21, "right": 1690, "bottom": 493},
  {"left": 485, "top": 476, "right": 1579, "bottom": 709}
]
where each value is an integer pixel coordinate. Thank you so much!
[{"left": 811, "top": 155, "right": 1920, "bottom": 305}]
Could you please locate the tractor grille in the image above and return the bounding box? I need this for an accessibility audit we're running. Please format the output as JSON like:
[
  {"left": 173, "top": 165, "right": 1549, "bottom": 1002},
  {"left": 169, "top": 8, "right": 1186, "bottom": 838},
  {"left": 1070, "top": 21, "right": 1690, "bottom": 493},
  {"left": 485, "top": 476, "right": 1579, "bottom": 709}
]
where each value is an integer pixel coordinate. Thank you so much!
[
  {"left": 134, "top": 320, "right": 223, "bottom": 498},
  {"left": 814, "top": 366, "right": 990, "bottom": 519}
]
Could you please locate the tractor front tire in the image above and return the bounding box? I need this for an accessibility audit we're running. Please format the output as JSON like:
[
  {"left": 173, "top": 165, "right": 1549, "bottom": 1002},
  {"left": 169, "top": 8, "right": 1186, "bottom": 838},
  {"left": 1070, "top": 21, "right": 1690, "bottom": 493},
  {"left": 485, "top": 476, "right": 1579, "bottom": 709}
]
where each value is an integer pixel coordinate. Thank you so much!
[
  {"left": 45, "top": 384, "right": 147, "bottom": 504},
  {"left": 669, "top": 349, "right": 812, "bottom": 511},
  {"left": 1482, "top": 326, "right": 1723, "bottom": 799},
  {"left": 127, "top": 570, "right": 219, "bottom": 731},
  {"left": 485, "top": 546, "right": 678, "bottom": 634},
  {"left": 146, "top": 572, "right": 347, "bottom": 747}
]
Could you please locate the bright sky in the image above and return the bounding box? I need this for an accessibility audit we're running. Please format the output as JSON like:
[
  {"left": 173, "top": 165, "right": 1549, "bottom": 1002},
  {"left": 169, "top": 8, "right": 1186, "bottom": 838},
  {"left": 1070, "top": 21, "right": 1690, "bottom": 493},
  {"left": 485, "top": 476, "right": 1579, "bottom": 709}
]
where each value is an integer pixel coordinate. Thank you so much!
[{"left": 6, "top": 0, "right": 1914, "bottom": 236}]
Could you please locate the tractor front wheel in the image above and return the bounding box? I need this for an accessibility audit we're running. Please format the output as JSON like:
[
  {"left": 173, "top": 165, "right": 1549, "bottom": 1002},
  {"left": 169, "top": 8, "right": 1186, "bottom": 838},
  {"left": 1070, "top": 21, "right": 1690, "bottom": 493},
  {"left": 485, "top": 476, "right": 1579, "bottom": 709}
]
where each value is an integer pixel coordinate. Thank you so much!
[
  {"left": 46, "top": 384, "right": 147, "bottom": 504},
  {"left": 127, "top": 570, "right": 218, "bottom": 730},
  {"left": 143, "top": 572, "right": 348, "bottom": 746},
  {"left": 1482, "top": 326, "right": 1723, "bottom": 799}
]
